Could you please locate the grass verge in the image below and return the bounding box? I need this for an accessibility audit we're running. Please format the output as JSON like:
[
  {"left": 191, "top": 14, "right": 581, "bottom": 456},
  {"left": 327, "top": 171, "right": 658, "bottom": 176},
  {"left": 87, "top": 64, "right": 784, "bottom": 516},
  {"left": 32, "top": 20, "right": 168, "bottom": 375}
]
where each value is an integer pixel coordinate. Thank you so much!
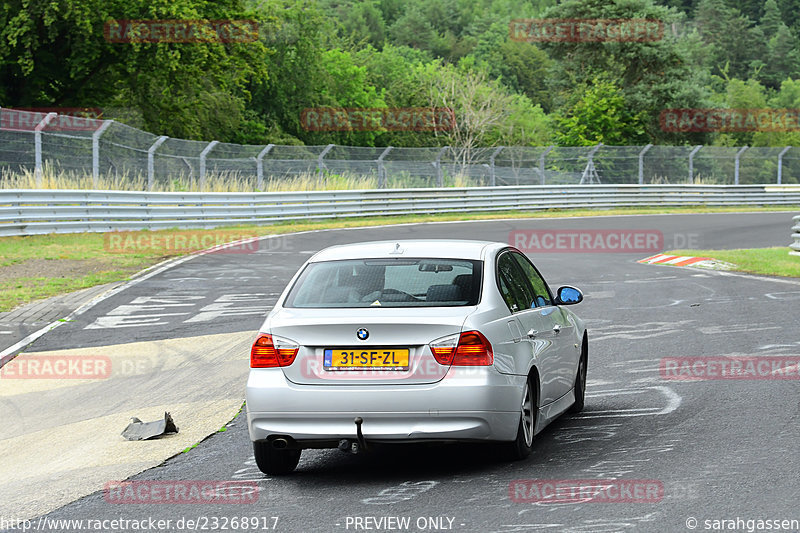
[
  {"left": 666, "top": 247, "right": 800, "bottom": 278},
  {"left": 1, "top": 205, "right": 798, "bottom": 311}
]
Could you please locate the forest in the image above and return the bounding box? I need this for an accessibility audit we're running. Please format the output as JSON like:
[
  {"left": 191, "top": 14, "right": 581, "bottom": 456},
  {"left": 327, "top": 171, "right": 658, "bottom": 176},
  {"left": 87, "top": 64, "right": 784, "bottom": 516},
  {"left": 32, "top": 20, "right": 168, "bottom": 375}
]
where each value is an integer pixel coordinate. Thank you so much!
[{"left": 2, "top": 0, "right": 800, "bottom": 148}]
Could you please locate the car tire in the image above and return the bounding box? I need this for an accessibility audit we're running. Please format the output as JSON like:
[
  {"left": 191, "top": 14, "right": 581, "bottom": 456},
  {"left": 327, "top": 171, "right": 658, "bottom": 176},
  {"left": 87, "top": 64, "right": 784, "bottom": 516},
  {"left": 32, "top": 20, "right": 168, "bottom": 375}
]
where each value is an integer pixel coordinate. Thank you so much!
[
  {"left": 569, "top": 347, "right": 587, "bottom": 414},
  {"left": 253, "top": 441, "right": 301, "bottom": 475},
  {"left": 503, "top": 376, "right": 537, "bottom": 460}
]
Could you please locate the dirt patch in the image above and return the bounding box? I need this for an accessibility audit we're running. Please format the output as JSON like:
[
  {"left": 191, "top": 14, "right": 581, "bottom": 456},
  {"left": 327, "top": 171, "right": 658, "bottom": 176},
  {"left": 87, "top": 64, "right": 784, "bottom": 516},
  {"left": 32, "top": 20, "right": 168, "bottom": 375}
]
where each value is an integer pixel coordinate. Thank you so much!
[{"left": 0, "top": 258, "right": 140, "bottom": 283}]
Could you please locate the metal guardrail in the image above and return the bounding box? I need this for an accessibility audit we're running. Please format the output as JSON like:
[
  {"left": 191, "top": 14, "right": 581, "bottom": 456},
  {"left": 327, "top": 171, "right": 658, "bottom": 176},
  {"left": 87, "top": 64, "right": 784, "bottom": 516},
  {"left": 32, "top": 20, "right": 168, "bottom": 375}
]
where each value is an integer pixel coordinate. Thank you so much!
[
  {"left": 2, "top": 185, "right": 800, "bottom": 237},
  {"left": 791, "top": 215, "right": 800, "bottom": 256}
]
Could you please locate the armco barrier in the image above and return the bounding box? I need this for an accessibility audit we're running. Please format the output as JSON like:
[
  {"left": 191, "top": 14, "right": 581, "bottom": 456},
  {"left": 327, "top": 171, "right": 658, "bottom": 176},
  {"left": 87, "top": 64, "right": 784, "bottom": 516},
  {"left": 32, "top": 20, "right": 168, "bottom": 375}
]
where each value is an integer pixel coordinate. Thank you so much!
[
  {"left": 791, "top": 214, "right": 800, "bottom": 256},
  {"left": 2, "top": 185, "right": 800, "bottom": 237}
]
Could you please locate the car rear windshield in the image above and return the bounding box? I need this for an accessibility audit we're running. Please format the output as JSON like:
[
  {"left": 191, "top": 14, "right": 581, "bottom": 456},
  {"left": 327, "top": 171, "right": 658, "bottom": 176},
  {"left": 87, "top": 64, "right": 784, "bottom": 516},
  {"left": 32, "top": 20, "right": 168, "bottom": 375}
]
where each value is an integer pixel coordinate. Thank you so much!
[{"left": 284, "top": 258, "right": 482, "bottom": 308}]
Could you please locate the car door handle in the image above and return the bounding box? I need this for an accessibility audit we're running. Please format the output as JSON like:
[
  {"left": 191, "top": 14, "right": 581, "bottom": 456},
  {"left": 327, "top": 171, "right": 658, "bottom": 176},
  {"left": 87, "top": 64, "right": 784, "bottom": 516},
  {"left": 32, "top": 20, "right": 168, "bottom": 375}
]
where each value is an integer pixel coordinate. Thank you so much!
[
  {"left": 552, "top": 324, "right": 561, "bottom": 334},
  {"left": 527, "top": 329, "right": 538, "bottom": 338}
]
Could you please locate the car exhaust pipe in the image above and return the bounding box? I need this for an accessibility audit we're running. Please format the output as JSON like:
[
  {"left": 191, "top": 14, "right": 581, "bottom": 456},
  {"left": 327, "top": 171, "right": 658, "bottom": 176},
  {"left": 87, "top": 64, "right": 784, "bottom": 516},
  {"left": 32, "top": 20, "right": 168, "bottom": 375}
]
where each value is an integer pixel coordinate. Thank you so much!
[{"left": 272, "top": 437, "right": 289, "bottom": 449}]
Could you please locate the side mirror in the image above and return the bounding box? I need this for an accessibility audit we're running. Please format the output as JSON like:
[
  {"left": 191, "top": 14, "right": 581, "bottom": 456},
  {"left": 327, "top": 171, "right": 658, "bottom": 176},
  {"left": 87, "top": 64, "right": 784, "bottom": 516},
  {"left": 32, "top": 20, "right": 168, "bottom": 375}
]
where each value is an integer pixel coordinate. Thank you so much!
[{"left": 555, "top": 286, "right": 583, "bottom": 305}]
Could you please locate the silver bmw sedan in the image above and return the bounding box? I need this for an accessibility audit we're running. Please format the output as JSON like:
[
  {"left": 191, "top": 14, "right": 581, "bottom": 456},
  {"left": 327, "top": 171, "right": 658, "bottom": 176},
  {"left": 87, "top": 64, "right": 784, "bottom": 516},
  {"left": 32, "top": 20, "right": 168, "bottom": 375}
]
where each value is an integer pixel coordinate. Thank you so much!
[{"left": 246, "top": 240, "right": 587, "bottom": 474}]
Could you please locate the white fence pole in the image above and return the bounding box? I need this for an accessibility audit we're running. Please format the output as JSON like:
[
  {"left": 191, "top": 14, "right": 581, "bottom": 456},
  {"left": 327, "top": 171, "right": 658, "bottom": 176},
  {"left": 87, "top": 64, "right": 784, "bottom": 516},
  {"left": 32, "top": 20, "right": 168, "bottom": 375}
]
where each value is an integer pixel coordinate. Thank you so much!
[
  {"left": 92, "top": 120, "right": 113, "bottom": 188},
  {"left": 734, "top": 146, "right": 748, "bottom": 185},
  {"left": 377, "top": 146, "right": 393, "bottom": 188},
  {"left": 489, "top": 146, "right": 504, "bottom": 187},
  {"left": 34, "top": 112, "right": 57, "bottom": 186},
  {"left": 435, "top": 146, "right": 449, "bottom": 187},
  {"left": 318, "top": 144, "right": 334, "bottom": 181},
  {"left": 688, "top": 145, "right": 702, "bottom": 183},
  {"left": 638, "top": 144, "right": 653, "bottom": 185},
  {"left": 778, "top": 146, "right": 791, "bottom": 185},
  {"left": 199, "top": 140, "right": 219, "bottom": 190},
  {"left": 256, "top": 144, "right": 274, "bottom": 190},
  {"left": 147, "top": 136, "right": 169, "bottom": 191},
  {"left": 539, "top": 146, "right": 554, "bottom": 185}
]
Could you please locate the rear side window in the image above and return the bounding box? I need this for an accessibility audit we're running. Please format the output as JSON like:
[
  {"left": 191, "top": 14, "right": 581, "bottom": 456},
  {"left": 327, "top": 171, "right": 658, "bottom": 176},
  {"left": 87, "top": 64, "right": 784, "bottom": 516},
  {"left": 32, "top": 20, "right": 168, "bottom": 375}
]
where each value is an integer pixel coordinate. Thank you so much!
[
  {"left": 511, "top": 252, "right": 553, "bottom": 307},
  {"left": 284, "top": 258, "right": 482, "bottom": 308},
  {"left": 497, "top": 252, "right": 533, "bottom": 312}
]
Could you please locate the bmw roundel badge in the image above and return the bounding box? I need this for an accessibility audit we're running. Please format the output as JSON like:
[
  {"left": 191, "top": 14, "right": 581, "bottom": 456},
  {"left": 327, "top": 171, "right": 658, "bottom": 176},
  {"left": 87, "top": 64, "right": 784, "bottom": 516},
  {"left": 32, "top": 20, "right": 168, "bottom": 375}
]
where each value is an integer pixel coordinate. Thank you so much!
[{"left": 356, "top": 328, "right": 369, "bottom": 341}]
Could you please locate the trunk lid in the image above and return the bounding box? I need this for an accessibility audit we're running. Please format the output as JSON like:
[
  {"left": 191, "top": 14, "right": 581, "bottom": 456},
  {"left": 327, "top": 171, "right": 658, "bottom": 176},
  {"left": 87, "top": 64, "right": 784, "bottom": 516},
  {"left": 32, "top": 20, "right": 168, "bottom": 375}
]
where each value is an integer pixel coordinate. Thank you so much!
[{"left": 268, "top": 307, "right": 471, "bottom": 385}]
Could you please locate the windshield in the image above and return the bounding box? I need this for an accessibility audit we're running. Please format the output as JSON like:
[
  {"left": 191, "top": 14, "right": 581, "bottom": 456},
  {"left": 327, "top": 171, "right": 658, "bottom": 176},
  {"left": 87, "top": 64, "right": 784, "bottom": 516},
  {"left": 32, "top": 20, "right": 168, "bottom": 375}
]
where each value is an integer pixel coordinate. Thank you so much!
[{"left": 284, "top": 258, "right": 482, "bottom": 308}]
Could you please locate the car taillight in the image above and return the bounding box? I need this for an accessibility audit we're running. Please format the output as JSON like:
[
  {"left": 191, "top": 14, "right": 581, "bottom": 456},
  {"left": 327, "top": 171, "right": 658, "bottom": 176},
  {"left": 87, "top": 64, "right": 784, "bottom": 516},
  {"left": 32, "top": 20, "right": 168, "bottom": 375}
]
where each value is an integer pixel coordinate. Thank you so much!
[
  {"left": 430, "top": 334, "right": 459, "bottom": 365},
  {"left": 250, "top": 334, "right": 299, "bottom": 368},
  {"left": 430, "top": 330, "right": 493, "bottom": 366}
]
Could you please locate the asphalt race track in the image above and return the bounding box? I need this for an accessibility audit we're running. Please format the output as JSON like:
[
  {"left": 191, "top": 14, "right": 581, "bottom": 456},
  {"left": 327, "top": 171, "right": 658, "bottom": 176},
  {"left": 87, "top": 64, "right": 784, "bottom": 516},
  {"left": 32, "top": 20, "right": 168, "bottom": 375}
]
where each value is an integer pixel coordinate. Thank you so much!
[{"left": 6, "top": 212, "right": 800, "bottom": 533}]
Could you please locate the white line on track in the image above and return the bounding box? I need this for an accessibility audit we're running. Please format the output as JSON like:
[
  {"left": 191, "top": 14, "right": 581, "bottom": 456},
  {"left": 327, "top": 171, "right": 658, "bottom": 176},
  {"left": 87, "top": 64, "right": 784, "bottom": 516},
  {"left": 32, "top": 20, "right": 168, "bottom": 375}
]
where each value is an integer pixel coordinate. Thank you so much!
[{"left": 578, "top": 386, "right": 681, "bottom": 419}]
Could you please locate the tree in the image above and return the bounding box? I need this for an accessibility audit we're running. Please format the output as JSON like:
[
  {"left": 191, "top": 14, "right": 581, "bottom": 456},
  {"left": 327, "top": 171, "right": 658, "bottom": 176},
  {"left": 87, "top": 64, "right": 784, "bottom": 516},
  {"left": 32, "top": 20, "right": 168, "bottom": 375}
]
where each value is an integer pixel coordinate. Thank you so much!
[
  {"left": 307, "top": 48, "right": 387, "bottom": 145},
  {"left": 354, "top": 44, "right": 441, "bottom": 146},
  {"left": 758, "top": 0, "right": 782, "bottom": 37},
  {"left": 751, "top": 78, "right": 800, "bottom": 148},
  {"left": 1, "top": 0, "right": 120, "bottom": 105},
  {"left": 469, "top": 21, "right": 554, "bottom": 112},
  {"left": 497, "top": 40, "right": 553, "bottom": 113},
  {"left": 388, "top": 6, "right": 445, "bottom": 54},
  {"left": 776, "top": 0, "right": 800, "bottom": 32},
  {"left": 694, "top": 0, "right": 765, "bottom": 80},
  {"left": 709, "top": 78, "right": 767, "bottom": 146},
  {"left": 0, "top": 0, "right": 268, "bottom": 141},
  {"left": 756, "top": 0, "right": 800, "bottom": 89},
  {"left": 377, "top": 0, "right": 406, "bottom": 27},
  {"left": 320, "top": 0, "right": 387, "bottom": 49},
  {"left": 540, "top": 0, "right": 709, "bottom": 144},
  {"left": 247, "top": 0, "right": 331, "bottom": 144},
  {"left": 417, "top": 60, "right": 550, "bottom": 161},
  {"left": 554, "top": 79, "right": 646, "bottom": 146}
]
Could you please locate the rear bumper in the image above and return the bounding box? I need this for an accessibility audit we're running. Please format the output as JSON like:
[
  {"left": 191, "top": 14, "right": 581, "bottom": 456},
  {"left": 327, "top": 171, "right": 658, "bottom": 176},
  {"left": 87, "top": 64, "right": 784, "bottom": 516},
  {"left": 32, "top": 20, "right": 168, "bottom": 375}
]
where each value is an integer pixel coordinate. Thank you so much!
[{"left": 245, "top": 367, "right": 524, "bottom": 443}]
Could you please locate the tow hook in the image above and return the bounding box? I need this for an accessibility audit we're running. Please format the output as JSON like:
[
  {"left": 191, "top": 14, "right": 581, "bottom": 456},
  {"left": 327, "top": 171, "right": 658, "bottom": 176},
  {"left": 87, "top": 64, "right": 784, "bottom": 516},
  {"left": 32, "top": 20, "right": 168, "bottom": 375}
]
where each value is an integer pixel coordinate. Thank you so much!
[{"left": 354, "top": 417, "right": 368, "bottom": 452}]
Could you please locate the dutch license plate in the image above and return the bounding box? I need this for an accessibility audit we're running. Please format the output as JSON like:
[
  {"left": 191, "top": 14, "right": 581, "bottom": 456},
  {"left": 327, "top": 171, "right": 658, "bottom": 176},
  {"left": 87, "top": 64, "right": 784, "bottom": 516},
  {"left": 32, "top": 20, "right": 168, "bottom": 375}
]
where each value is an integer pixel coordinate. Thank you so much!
[{"left": 324, "top": 348, "right": 409, "bottom": 369}]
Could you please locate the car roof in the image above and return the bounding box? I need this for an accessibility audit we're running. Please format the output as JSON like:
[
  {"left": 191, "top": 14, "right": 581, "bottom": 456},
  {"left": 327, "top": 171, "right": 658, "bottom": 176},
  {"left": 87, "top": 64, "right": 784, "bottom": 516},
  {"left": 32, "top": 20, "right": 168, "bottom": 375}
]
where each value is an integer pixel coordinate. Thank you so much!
[{"left": 309, "top": 240, "right": 507, "bottom": 262}]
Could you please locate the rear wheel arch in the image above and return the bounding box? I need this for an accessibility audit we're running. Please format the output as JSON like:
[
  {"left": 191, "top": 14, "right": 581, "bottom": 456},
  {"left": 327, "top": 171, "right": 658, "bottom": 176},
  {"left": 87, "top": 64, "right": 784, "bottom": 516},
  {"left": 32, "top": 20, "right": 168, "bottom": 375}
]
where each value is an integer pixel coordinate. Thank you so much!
[
  {"left": 502, "top": 367, "right": 540, "bottom": 460},
  {"left": 568, "top": 333, "right": 588, "bottom": 414},
  {"left": 527, "top": 366, "right": 541, "bottom": 412},
  {"left": 582, "top": 331, "right": 588, "bottom": 369}
]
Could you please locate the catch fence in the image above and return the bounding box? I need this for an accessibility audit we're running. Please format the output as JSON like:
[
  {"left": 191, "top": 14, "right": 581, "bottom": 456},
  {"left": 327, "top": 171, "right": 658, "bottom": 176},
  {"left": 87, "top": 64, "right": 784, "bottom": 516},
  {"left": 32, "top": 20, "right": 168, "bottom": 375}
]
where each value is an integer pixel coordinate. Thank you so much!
[{"left": 1, "top": 108, "right": 799, "bottom": 190}]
